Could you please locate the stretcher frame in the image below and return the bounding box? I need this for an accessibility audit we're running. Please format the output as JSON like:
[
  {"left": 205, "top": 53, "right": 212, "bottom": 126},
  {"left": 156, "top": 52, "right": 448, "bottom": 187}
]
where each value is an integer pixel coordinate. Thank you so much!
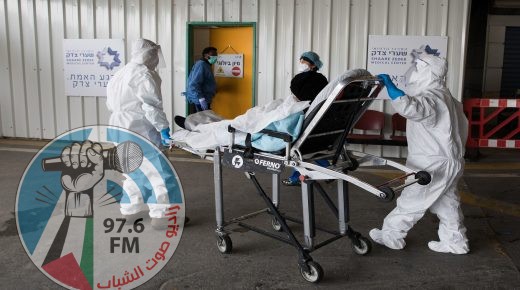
[{"left": 171, "top": 75, "right": 431, "bottom": 283}]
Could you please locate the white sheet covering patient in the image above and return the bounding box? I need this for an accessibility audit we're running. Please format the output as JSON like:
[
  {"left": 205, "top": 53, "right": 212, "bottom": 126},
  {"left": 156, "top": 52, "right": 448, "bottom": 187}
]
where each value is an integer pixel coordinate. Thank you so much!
[
  {"left": 171, "top": 69, "right": 372, "bottom": 152},
  {"left": 171, "top": 96, "right": 309, "bottom": 151}
]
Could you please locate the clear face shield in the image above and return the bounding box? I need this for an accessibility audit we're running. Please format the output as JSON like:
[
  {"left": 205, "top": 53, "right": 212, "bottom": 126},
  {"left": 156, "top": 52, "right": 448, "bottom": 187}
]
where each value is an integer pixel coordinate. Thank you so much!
[{"left": 155, "top": 45, "right": 166, "bottom": 69}]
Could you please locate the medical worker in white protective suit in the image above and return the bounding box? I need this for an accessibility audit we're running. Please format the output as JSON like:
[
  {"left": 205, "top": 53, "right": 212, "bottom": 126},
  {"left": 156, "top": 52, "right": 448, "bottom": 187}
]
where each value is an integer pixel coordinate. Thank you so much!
[
  {"left": 370, "top": 54, "right": 469, "bottom": 254},
  {"left": 106, "top": 38, "right": 172, "bottom": 221},
  {"left": 107, "top": 38, "right": 171, "bottom": 147}
]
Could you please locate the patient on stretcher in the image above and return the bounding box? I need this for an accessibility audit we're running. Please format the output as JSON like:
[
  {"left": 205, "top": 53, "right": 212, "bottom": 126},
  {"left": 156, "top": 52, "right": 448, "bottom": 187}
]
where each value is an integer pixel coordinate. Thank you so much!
[
  {"left": 170, "top": 69, "right": 371, "bottom": 152},
  {"left": 171, "top": 95, "right": 308, "bottom": 151}
]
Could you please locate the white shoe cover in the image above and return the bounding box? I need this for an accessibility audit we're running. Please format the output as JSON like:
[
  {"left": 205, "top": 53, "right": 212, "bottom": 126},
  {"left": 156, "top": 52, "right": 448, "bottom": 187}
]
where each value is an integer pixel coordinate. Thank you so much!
[
  {"left": 369, "top": 228, "right": 384, "bottom": 245},
  {"left": 428, "top": 241, "right": 469, "bottom": 254},
  {"left": 369, "top": 228, "right": 406, "bottom": 250}
]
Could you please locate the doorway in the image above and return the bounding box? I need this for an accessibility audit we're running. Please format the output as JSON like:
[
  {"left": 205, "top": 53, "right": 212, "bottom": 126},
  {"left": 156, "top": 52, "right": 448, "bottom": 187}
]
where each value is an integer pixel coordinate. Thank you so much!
[
  {"left": 500, "top": 26, "right": 520, "bottom": 98},
  {"left": 187, "top": 23, "right": 256, "bottom": 119}
]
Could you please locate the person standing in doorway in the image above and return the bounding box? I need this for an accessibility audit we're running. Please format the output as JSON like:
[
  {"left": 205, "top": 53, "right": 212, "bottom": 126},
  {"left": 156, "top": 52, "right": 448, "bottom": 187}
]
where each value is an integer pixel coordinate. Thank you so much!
[{"left": 184, "top": 46, "right": 218, "bottom": 113}]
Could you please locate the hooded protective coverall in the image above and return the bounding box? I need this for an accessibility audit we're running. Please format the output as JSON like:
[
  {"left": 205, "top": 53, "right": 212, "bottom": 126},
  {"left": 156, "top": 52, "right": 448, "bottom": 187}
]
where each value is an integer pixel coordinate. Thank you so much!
[
  {"left": 106, "top": 39, "right": 171, "bottom": 218},
  {"left": 107, "top": 39, "right": 169, "bottom": 147},
  {"left": 370, "top": 54, "right": 469, "bottom": 254}
]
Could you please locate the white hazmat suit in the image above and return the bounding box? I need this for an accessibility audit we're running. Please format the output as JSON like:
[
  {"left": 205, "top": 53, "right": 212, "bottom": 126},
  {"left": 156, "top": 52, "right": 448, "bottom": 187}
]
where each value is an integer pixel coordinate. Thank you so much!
[
  {"left": 106, "top": 39, "right": 171, "bottom": 219},
  {"left": 370, "top": 54, "right": 469, "bottom": 254},
  {"left": 107, "top": 39, "right": 169, "bottom": 147}
]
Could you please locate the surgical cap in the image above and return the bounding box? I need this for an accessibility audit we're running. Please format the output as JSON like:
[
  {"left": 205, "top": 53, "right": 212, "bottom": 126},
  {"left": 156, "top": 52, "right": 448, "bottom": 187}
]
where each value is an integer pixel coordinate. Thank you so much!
[{"left": 300, "top": 51, "right": 323, "bottom": 70}]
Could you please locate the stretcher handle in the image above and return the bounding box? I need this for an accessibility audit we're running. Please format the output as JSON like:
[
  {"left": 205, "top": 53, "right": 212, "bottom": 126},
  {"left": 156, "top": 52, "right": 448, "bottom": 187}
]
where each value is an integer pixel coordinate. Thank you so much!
[
  {"left": 376, "top": 172, "right": 414, "bottom": 188},
  {"left": 378, "top": 170, "right": 431, "bottom": 194},
  {"left": 227, "top": 125, "right": 293, "bottom": 159},
  {"left": 259, "top": 128, "right": 293, "bottom": 142},
  {"left": 227, "top": 125, "right": 236, "bottom": 153},
  {"left": 228, "top": 125, "right": 293, "bottom": 143}
]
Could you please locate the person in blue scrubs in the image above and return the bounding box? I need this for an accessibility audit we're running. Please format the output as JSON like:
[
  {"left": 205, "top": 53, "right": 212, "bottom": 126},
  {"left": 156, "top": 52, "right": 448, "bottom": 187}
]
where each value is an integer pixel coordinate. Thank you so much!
[{"left": 184, "top": 47, "right": 218, "bottom": 113}]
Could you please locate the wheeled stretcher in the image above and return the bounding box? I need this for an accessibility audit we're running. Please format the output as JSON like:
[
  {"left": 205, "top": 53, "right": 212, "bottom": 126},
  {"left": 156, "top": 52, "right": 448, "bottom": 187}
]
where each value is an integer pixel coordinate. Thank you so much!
[{"left": 171, "top": 74, "right": 431, "bottom": 283}]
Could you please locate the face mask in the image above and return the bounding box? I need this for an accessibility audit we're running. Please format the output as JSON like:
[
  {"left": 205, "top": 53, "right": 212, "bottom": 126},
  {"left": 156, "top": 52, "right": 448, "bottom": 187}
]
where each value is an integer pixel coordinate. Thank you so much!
[
  {"left": 208, "top": 55, "right": 218, "bottom": 65},
  {"left": 406, "top": 58, "right": 431, "bottom": 86},
  {"left": 298, "top": 63, "right": 310, "bottom": 72}
]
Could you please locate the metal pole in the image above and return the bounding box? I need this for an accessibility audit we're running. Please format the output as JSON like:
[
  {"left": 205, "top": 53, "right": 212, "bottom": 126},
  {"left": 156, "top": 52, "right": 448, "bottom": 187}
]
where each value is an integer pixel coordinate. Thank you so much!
[
  {"left": 272, "top": 174, "right": 279, "bottom": 207},
  {"left": 337, "top": 180, "right": 349, "bottom": 235},
  {"left": 214, "top": 148, "right": 224, "bottom": 229},
  {"left": 301, "top": 180, "right": 315, "bottom": 248}
]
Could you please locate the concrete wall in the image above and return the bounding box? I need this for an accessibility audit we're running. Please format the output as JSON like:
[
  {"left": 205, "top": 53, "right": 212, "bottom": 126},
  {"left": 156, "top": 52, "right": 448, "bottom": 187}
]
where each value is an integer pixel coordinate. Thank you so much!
[{"left": 0, "top": 0, "right": 470, "bottom": 156}]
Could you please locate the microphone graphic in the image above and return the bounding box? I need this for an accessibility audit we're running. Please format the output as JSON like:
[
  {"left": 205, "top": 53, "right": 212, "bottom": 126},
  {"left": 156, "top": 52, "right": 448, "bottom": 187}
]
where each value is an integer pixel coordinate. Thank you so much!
[
  {"left": 40, "top": 140, "right": 144, "bottom": 266},
  {"left": 41, "top": 141, "right": 144, "bottom": 173}
]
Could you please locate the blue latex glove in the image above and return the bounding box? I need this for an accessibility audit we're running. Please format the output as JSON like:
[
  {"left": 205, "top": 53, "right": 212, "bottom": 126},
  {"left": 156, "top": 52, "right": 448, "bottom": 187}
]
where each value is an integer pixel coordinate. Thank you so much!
[
  {"left": 378, "top": 74, "right": 405, "bottom": 100},
  {"left": 198, "top": 98, "right": 209, "bottom": 110},
  {"left": 160, "top": 128, "right": 171, "bottom": 146}
]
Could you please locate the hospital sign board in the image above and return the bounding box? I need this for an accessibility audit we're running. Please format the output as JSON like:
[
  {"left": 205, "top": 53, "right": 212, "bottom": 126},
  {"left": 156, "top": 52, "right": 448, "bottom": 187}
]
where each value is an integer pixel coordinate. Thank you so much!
[
  {"left": 367, "top": 35, "right": 448, "bottom": 99},
  {"left": 63, "top": 39, "right": 125, "bottom": 96},
  {"left": 214, "top": 54, "right": 244, "bottom": 78}
]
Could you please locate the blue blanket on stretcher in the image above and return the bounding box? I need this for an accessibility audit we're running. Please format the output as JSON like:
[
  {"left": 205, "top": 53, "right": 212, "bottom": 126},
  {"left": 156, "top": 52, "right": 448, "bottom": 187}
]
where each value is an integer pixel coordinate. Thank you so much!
[{"left": 246, "top": 112, "right": 304, "bottom": 152}]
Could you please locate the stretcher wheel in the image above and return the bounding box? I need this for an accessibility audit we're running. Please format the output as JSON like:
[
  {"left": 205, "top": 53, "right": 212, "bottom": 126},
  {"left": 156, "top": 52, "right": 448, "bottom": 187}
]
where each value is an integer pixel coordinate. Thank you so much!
[
  {"left": 216, "top": 234, "right": 232, "bottom": 254},
  {"left": 299, "top": 261, "right": 323, "bottom": 283},
  {"left": 415, "top": 171, "right": 431, "bottom": 185},
  {"left": 271, "top": 217, "right": 283, "bottom": 232},
  {"left": 379, "top": 186, "right": 395, "bottom": 202},
  {"left": 352, "top": 236, "right": 372, "bottom": 256}
]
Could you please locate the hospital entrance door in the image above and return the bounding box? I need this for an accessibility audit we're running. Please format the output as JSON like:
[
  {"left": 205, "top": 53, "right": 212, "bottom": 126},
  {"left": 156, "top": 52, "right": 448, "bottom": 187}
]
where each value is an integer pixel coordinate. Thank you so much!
[{"left": 188, "top": 24, "right": 256, "bottom": 119}]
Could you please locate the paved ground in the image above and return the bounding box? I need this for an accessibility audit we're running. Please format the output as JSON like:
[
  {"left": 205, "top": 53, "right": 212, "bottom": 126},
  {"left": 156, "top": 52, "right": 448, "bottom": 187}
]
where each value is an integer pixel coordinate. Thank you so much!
[{"left": 0, "top": 139, "right": 519, "bottom": 289}]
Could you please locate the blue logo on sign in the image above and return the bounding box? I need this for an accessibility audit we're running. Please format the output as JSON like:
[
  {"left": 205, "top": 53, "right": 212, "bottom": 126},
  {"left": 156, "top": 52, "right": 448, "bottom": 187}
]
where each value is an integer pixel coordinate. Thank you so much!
[{"left": 97, "top": 47, "right": 121, "bottom": 70}]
